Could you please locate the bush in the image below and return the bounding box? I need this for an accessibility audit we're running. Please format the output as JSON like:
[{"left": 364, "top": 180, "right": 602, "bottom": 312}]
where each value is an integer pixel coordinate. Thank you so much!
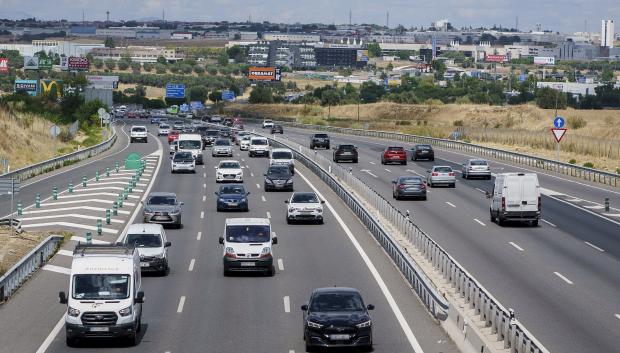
[
  {"left": 155, "top": 64, "right": 167, "bottom": 74},
  {"left": 616, "top": 168, "right": 620, "bottom": 174},
  {"left": 536, "top": 87, "right": 567, "bottom": 109},
  {"left": 583, "top": 162, "right": 595, "bottom": 168},
  {"left": 567, "top": 116, "right": 587, "bottom": 129},
  {"left": 569, "top": 159, "right": 577, "bottom": 164},
  {"left": 143, "top": 63, "right": 153, "bottom": 72},
  {"left": 453, "top": 120, "right": 464, "bottom": 127}
]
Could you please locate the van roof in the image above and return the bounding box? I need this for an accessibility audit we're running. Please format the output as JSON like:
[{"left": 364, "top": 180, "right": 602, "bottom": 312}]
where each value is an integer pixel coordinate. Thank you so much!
[
  {"left": 271, "top": 148, "right": 292, "bottom": 153},
  {"left": 250, "top": 136, "right": 268, "bottom": 140},
  {"left": 225, "top": 218, "right": 270, "bottom": 226},
  {"left": 498, "top": 173, "right": 538, "bottom": 177},
  {"left": 71, "top": 256, "right": 136, "bottom": 274},
  {"left": 178, "top": 134, "right": 202, "bottom": 139}
]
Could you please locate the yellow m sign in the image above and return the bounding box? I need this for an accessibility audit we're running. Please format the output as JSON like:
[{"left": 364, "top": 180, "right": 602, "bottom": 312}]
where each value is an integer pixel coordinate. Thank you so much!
[{"left": 40, "top": 80, "right": 62, "bottom": 96}]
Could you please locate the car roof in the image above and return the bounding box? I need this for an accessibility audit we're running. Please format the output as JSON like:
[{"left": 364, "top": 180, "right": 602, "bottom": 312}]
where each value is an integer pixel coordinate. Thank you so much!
[
  {"left": 225, "top": 218, "right": 270, "bottom": 226},
  {"left": 219, "top": 160, "right": 240, "bottom": 164},
  {"left": 432, "top": 165, "right": 452, "bottom": 169},
  {"left": 126, "top": 223, "right": 164, "bottom": 234},
  {"left": 271, "top": 148, "right": 292, "bottom": 153},
  {"left": 148, "top": 192, "right": 177, "bottom": 197},
  {"left": 312, "top": 287, "right": 361, "bottom": 295},
  {"left": 292, "top": 192, "right": 318, "bottom": 197},
  {"left": 131, "top": 125, "right": 146, "bottom": 128}
]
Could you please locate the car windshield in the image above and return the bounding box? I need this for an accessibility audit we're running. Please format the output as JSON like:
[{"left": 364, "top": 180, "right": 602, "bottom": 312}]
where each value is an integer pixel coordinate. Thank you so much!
[
  {"left": 252, "top": 139, "right": 268, "bottom": 145},
  {"left": 126, "top": 233, "right": 162, "bottom": 248},
  {"left": 132, "top": 127, "right": 146, "bottom": 132},
  {"left": 159, "top": 124, "right": 170, "bottom": 129},
  {"left": 215, "top": 139, "right": 230, "bottom": 146},
  {"left": 470, "top": 160, "right": 488, "bottom": 166},
  {"left": 268, "top": 167, "right": 291, "bottom": 176},
  {"left": 314, "top": 134, "right": 328, "bottom": 138},
  {"left": 220, "top": 185, "right": 246, "bottom": 194},
  {"left": 400, "top": 177, "right": 422, "bottom": 184},
  {"left": 205, "top": 130, "right": 219, "bottom": 136},
  {"left": 434, "top": 167, "right": 453, "bottom": 173},
  {"left": 147, "top": 195, "right": 177, "bottom": 205},
  {"left": 417, "top": 145, "right": 432, "bottom": 150},
  {"left": 173, "top": 153, "right": 193, "bottom": 162},
  {"left": 388, "top": 147, "right": 404, "bottom": 151},
  {"left": 225, "top": 225, "right": 270, "bottom": 243},
  {"left": 272, "top": 151, "right": 293, "bottom": 159},
  {"left": 178, "top": 140, "right": 201, "bottom": 149},
  {"left": 291, "top": 193, "right": 319, "bottom": 203},
  {"left": 264, "top": 120, "right": 273, "bottom": 123},
  {"left": 310, "top": 292, "right": 364, "bottom": 312},
  {"left": 72, "top": 274, "right": 130, "bottom": 300},
  {"left": 339, "top": 145, "right": 356, "bottom": 150},
  {"left": 219, "top": 162, "right": 240, "bottom": 169}
]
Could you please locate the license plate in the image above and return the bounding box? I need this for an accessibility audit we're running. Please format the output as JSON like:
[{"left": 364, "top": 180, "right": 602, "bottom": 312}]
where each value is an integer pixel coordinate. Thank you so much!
[
  {"left": 240, "top": 262, "right": 255, "bottom": 267},
  {"left": 90, "top": 327, "right": 109, "bottom": 332},
  {"left": 140, "top": 262, "right": 149, "bottom": 267},
  {"left": 154, "top": 216, "right": 168, "bottom": 220},
  {"left": 329, "top": 334, "right": 349, "bottom": 340},
  {"left": 228, "top": 202, "right": 238, "bottom": 206},
  {"left": 342, "top": 152, "right": 352, "bottom": 155}
]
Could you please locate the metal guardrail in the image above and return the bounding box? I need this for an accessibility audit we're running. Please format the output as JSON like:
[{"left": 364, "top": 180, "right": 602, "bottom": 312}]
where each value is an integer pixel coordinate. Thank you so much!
[
  {"left": 0, "top": 124, "right": 118, "bottom": 182},
  {"left": 260, "top": 131, "right": 549, "bottom": 353},
  {"left": 238, "top": 115, "right": 619, "bottom": 188},
  {"left": 0, "top": 235, "right": 64, "bottom": 303}
]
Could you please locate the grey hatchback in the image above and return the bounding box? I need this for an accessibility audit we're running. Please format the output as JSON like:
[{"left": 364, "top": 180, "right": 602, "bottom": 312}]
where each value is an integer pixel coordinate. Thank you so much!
[
  {"left": 143, "top": 192, "right": 184, "bottom": 228},
  {"left": 392, "top": 176, "right": 427, "bottom": 200}
]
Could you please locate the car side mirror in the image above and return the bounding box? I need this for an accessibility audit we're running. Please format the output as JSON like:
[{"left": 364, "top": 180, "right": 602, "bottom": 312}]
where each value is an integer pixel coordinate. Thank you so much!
[
  {"left": 59, "top": 291, "right": 68, "bottom": 304},
  {"left": 272, "top": 236, "right": 278, "bottom": 245},
  {"left": 321, "top": 200, "right": 325, "bottom": 204},
  {"left": 179, "top": 202, "right": 184, "bottom": 206},
  {"left": 391, "top": 179, "right": 397, "bottom": 184},
  {"left": 301, "top": 304, "right": 308, "bottom": 311},
  {"left": 135, "top": 291, "right": 145, "bottom": 304},
  {"left": 165, "top": 241, "right": 171, "bottom": 247},
  {"left": 214, "top": 192, "right": 219, "bottom": 195},
  {"left": 263, "top": 173, "right": 267, "bottom": 176},
  {"left": 426, "top": 170, "right": 431, "bottom": 173},
  {"left": 284, "top": 200, "right": 289, "bottom": 204},
  {"left": 246, "top": 192, "right": 251, "bottom": 195},
  {"left": 367, "top": 304, "right": 375, "bottom": 310},
  {"left": 485, "top": 192, "right": 492, "bottom": 199},
  {"left": 218, "top": 236, "right": 224, "bottom": 244},
  {"left": 170, "top": 156, "right": 174, "bottom": 159}
]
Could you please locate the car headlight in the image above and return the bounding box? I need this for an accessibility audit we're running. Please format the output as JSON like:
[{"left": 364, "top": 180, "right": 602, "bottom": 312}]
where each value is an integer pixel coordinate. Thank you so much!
[
  {"left": 260, "top": 247, "right": 271, "bottom": 256},
  {"left": 119, "top": 306, "right": 132, "bottom": 317},
  {"left": 218, "top": 198, "right": 225, "bottom": 202},
  {"left": 286, "top": 179, "right": 293, "bottom": 184},
  {"left": 289, "top": 207, "right": 298, "bottom": 212},
  {"left": 67, "top": 306, "right": 80, "bottom": 317},
  {"left": 265, "top": 179, "right": 273, "bottom": 184},
  {"left": 316, "top": 208, "right": 323, "bottom": 213},
  {"left": 356, "top": 320, "right": 372, "bottom": 328},
  {"left": 144, "top": 209, "right": 154, "bottom": 215},
  {"left": 307, "top": 321, "right": 323, "bottom": 329},
  {"left": 236, "top": 172, "right": 242, "bottom": 176},
  {"left": 169, "top": 209, "right": 180, "bottom": 215}
]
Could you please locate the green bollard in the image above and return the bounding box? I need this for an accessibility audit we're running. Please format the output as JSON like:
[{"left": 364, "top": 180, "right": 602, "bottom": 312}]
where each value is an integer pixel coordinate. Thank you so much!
[
  {"left": 106, "top": 167, "right": 110, "bottom": 177},
  {"left": 96, "top": 219, "right": 102, "bottom": 236},
  {"left": 123, "top": 191, "right": 128, "bottom": 200},
  {"left": 96, "top": 170, "right": 100, "bottom": 182},
  {"left": 128, "top": 185, "right": 133, "bottom": 193},
  {"left": 52, "top": 187, "right": 58, "bottom": 200},
  {"left": 82, "top": 175, "right": 87, "bottom": 187},
  {"left": 86, "top": 232, "right": 92, "bottom": 244},
  {"left": 17, "top": 201, "right": 22, "bottom": 216},
  {"left": 118, "top": 198, "right": 124, "bottom": 208},
  {"left": 115, "top": 161, "right": 119, "bottom": 172},
  {"left": 112, "top": 202, "right": 118, "bottom": 216},
  {"left": 35, "top": 193, "right": 41, "bottom": 208},
  {"left": 105, "top": 209, "right": 111, "bottom": 225},
  {"left": 68, "top": 180, "right": 73, "bottom": 193}
]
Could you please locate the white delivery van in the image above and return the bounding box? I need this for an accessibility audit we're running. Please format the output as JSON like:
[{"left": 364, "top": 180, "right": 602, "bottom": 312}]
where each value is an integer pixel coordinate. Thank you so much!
[
  {"left": 59, "top": 243, "right": 144, "bottom": 347},
  {"left": 177, "top": 133, "right": 204, "bottom": 164},
  {"left": 489, "top": 173, "right": 541, "bottom": 226},
  {"left": 269, "top": 148, "right": 295, "bottom": 174},
  {"left": 219, "top": 218, "right": 277, "bottom": 276},
  {"left": 249, "top": 136, "right": 270, "bottom": 157}
]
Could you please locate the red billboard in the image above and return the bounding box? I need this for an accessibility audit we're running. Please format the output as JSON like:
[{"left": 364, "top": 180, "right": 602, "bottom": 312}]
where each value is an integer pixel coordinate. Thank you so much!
[
  {"left": 248, "top": 67, "right": 281, "bottom": 81},
  {"left": 0, "top": 58, "right": 8, "bottom": 73},
  {"left": 485, "top": 54, "right": 506, "bottom": 63},
  {"left": 68, "top": 57, "right": 89, "bottom": 70}
]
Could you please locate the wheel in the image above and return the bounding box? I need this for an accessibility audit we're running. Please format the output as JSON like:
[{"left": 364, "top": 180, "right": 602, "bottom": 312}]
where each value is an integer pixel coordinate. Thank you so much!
[
  {"left": 217, "top": 207, "right": 222, "bottom": 212},
  {"left": 305, "top": 343, "right": 314, "bottom": 352},
  {"left": 286, "top": 217, "right": 292, "bottom": 224},
  {"left": 497, "top": 214, "right": 505, "bottom": 226},
  {"left": 430, "top": 157, "right": 435, "bottom": 161},
  {"left": 66, "top": 337, "right": 77, "bottom": 347},
  {"left": 462, "top": 172, "right": 466, "bottom": 179},
  {"left": 310, "top": 145, "right": 314, "bottom": 149},
  {"left": 451, "top": 183, "right": 456, "bottom": 188},
  {"left": 531, "top": 220, "right": 539, "bottom": 227},
  {"left": 144, "top": 139, "right": 148, "bottom": 143},
  {"left": 381, "top": 159, "right": 385, "bottom": 165},
  {"left": 490, "top": 209, "right": 496, "bottom": 222},
  {"left": 130, "top": 138, "right": 134, "bottom": 143},
  {"left": 403, "top": 160, "right": 407, "bottom": 166},
  {"left": 267, "top": 265, "right": 275, "bottom": 277},
  {"left": 412, "top": 156, "right": 417, "bottom": 161},
  {"left": 126, "top": 331, "right": 138, "bottom": 346},
  {"left": 244, "top": 206, "right": 249, "bottom": 212},
  {"left": 326, "top": 144, "right": 330, "bottom": 149},
  {"left": 192, "top": 170, "right": 196, "bottom": 174},
  {"left": 223, "top": 267, "right": 230, "bottom": 276},
  {"left": 317, "top": 218, "right": 324, "bottom": 224},
  {"left": 394, "top": 194, "right": 400, "bottom": 200},
  {"left": 428, "top": 181, "right": 433, "bottom": 188},
  {"left": 171, "top": 170, "right": 175, "bottom": 174},
  {"left": 353, "top": 159, "right": 358, "bottom": 163},
  {"left": 421, "top": 196, "right": 427, "bottom": 201}
]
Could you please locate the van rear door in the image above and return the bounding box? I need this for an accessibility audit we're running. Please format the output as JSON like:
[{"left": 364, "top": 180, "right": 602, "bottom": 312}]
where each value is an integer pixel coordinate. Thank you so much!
[{"left": 520, "top": 174, "right": 539, "bottom": 212}]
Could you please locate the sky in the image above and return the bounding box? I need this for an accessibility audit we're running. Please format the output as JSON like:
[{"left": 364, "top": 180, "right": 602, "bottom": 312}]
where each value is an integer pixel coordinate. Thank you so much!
[{"left": 0, "top": 0, "right": 618, "bottom": 34}]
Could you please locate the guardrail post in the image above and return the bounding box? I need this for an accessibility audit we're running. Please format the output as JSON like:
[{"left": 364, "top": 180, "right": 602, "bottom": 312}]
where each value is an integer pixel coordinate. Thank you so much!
[
  {"left": 86, "top": 232, "right": 92, "bottom": 244},
  {"left": 52, "top": 187, "right": 58, "bottom": 200},
  {"left": 68, "top": 180, "right": 73, "bottom": 193},
  {"left": 105, "top": 167, "right": 110, "bottom": 177},
  {"left": 105, "top": 209, "right": 111, "bottom": 225},
  {"left": 96, "top": 219, "right": 102, "bottom": 236},
  {"left": 604, "top": 197, "right": 610, "bottom": 212},
  {"left": 112, "top": 201, "right": 118, "bottom": 215},
  {"left": 17, "top": 201, "right": 22, "bottom": 216},
  {"left": 35, "top": 193, "right": 41, "bottom": 208},
  {"left": 82, "top": 175, "right": 87, "bottom": 187}
]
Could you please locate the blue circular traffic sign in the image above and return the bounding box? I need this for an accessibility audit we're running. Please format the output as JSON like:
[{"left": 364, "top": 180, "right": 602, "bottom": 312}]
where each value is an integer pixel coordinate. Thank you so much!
[{"left": 553, "top": 116, "right": 565, "bottom": 128}]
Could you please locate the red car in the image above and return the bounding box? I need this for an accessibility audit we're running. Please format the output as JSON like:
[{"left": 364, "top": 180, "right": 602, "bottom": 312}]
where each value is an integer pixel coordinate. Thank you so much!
[
  {"left": 168, "top": 130, "right": 180, "bottom": 144},
  {"left": 381, "top": 146, "right": 407, "bottom": 165}
]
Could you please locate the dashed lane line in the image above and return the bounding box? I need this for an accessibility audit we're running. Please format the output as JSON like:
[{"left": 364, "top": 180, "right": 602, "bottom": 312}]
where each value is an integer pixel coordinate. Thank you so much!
[
  {"left": 445, "top": 202, "right": 456, "bottom": 208},
  {"left": 283, "top": 296, "right": 290, "bottom": 313},
  {"left": 197, "top": 231, "right": 202, "bottom": 240},
  {"left": 553, "top": 272, "right": 574, "bottom": 285},
  {"left": 266, "top": 211, "right": 271, "bottom": 219},
  {"left": 508, "top": 242, "right": 524, "bottom": 251},
  {"left": 261, "top": 196, "right": 266, "bottom": 202},
  {"left": 541, "top": 219, "right": 557, "bottom": 227},
  {"left": 188, "top": 259, "right": 195, "bottom": 272},
  {"left": 57, "top": 249, "right": 73, "bottom": 257},
  {"left": 277, "top": 258, "right": 284, "bottom": 271},
  {"left": 474, "top": 218, "right": 486, "bottom": 226},
  {"left": 584, "top": 241, "right": 605, "bottom": 252},
  {"left": 70, "top": 236, "right": 110, "bottom": 244},
  {"left": 177, "top": 296, "right": 186, "bottom": 313}
]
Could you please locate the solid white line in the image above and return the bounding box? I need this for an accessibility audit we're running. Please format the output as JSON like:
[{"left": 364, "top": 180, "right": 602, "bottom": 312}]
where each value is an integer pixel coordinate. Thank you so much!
[
  {"left": 34, "top": 314, "right": 67, "bottom": 353},
  {"left": 553, "top": 272, "right": 574, "bottom": 285},
  {"left": 177, "top": 296, "right": 186, "bottom": 313},
  {"left": 277, "top": 258, "right": 284, "bottom": 271},
  {"left": 256, "top": 183, "right": 261, "bottom": 189},
  {"left": 261, "top": 195, "right": 266, "bottom": 202},
  {"left": 57, "top": 249, "right": 73, "bottom": 257},
  {"left": 266, "top": 211, "right": 271, "bottom": 219},
  {"left": 70, "top": 236, "right": 110, "bottom": 245},
  {"left": 406, "top": 169, "right": 426, "bottom": 178},
  {"left": 546, "top": 194, "right": 620, "bottom": 227},
  {"left": 20, "top": 214, "right": 124, "bottom": 224},
  {"left": 508, "top": 242, "right": 524, "bottom": 251},
  {"left": 384, "top": 168, "right": 392, "bottom": 173},
  {"left": 584, "top": 205, "right": 604, "bottom": 209},
  {"left": 188, "top": 259, "right": 195, "bottom": 271},
  {"left": 42, "top": 264, "right": 71, "bottom": 275},
  {"left": 203, "top": 172, "right": 207, "bottom": 178},
  {"left": 474, "top": 218, "right": 486, "bottom": 226},
  {"left": 250, "top": 172, "right": 255, "bottom": 177},
  {"left": 241, "top": 158, "right": 245, "bottom": 162},
  {"left": 446, "top": 202, "right": 456, "bottom": 208},
  {"left": 541, "top": 219, "right": 557, "bottom": 227},
  {"left": 200, "top": 211, "right": 204, "bottom": 219},
  {"left": 584, "top": 241, "right": 605, "bottom": 252},
  {"left": 283, "top": 296, "right": 291, "bottom": 313},
  {"left": 23, "top": 222, "right": 118, "bottom": 234},
  {"left": 475, "top": 187, "right": 486, "bottom": 194},
  {"left": 288, "top": 350, "right": 295, "bottom": 353},
  {"left": 295, "top": 169, "right": 425, "bottom": 353},
  {"left": 197, "top": 231, "right": 202, "bottom": 240}
]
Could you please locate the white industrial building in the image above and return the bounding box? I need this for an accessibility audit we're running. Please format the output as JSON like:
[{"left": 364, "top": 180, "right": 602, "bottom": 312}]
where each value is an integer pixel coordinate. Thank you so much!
[
  {"left": 262, "top": 32, "right": 320, "bottom": 42},
  {"left": 601, "top": 20, "right": 615, "bottom": 48},
  {"left": 0, "top": 40, "right": 103, "bottom": 57}
]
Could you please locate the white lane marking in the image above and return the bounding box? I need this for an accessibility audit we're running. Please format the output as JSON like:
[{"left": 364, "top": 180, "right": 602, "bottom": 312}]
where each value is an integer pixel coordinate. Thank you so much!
[
  {"left": 360, "top": 169, "right": 378, "bottom": 178},
  {"left": 384, "top": 168, "right": 392, "bottom": 173},
  {"left": 545, "top": 195, "right": 620, "bottom": 227},
  {"left": 445, "top": 202, "right": 456, "bottom": 208},
  {"left": 406, "top": 169, "right": 426, "bottom": 178},
  {"left": 188, "top": 259, "right": 195, "bottom": 272},
  {"left": 70, "top": 236, "right": 110, "bottom": 244},
  {"left": 23, "top": 222, "right": 118, "bottom": 234},
  {"left": 295, "top": 169, "right": 425, "bottom": 353},
  {"left": 565, "top": 198, "right": 583, "bottom": 202},
  {"left": 583, "top": 205, "right": 604, "bottom": 209},
  {"left": 474, "top": 218, "right": 486, "bottom": 226},
  {"left": 250, "top": 172, "right": 255, "bottom": 177},
  {"left": 197, "top": 231, "right": 202, "bottom": 240},
  {"left": 584, "top": 241, "right": 605, "bottom": 252},
  {"left": 57, "top": 249, "right": 73, "bottom": 257},
  {"left": 261, "top": 195, "right": 266, "bottom": 202},
  {"left": 203, "top": 172, "right": 207, "bottom": 178},
  {"left": 177, "top": 296, "right": 186, "bottom": 313},
  {"left": 42, "top": 264, "right": 71, "bottom": 275},
  {"left": 541, "top": 219, "right": 557, "bottom": 227},
  {"left": 553, "top": 272, "right": 574, "bottom": 285},
  {"left": 615, "top": 314, "right": 620, "bottom": 320},
  {"left": 508, "top": 242, "right": 524, "bottom": 251},
  {"left": 20, "top": 214, "right": 124, "bottom": 224},
  {"left": 278, "top": 258, "right": 284, "bottom": 271},
  {"left": 34, "top": 314, "right": 67, "bottom": 353},
  {"left": 288, "top": 350, "right": 295, "bottom": 353},
  {"left": 203, "top": 183, "right": 207, "bottom": 189},
  {"left": 200, "top": 211, "right": 204, "bottom": 219},
  {"left": 203, "top": 195, "right": 206, "bottom": 202},
  {"left": 369, "top": 161, "right": 376, "bottom": 165},
  {"left": 37, "top": 199, "right": 136, "bottom": 207},
  {"left": 256, "top": 183, "right": 261, "bottom": 189},
  {"left": 266, "top": 211, "right": 271, "bottom": 219},
  {"left": 283, "top": 296, "right": 291, "bottom": 313},
  {"left": 241, "top": 158, "right": 245, "bottom": 162},
  {"left": 475, "top": 187, "right": 486, "bottom": 194}
]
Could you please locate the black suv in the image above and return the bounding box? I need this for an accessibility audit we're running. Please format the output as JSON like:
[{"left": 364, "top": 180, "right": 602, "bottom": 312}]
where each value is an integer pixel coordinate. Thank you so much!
[
  {"left": 333, "top": 144, "right": 358, "bottom": 163},
  {"left": 411, "top": 144, "right": 435, "bottom": 161},
  {"left": 301, "top": 287, "right": 374, "bottom": 352},
  {"left": 264, "top": 165, "right": 294, "bottom": 191},
  {"left": 271, "top": 125, "right": 284, "bottom": 134},
  {"left": 202, "top": 130, "right": 220, "bottom": 146},
  {"left": 310, "top": 133, "right": 330, "bottom": 149}
]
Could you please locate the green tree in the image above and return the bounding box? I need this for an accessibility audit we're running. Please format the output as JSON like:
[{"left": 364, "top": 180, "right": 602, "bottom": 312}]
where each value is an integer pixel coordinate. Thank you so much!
[
  {"left": 104, "top": 59, "right": 116, "bottom": 70},
  {"left": 208, "top": 90, "right": 222, "bottom": 103},
  {"left": 104, "top": 37, "right": 115, "bottom": 48},
  {"left": 155, "top": 63, "right": 167, "bottom": 74},
  {"left": 194, "top": 65, "right": 205, "bottom": 74},
  {"left": 93, "top": 59, "right": 104, "bottom": 69},
  {"left": 601, "top": 66, "right": 615, "bottom": 83},
  {"left": 143, "top": 63, "right": 154, "bottom": 72},
  {"left": 217, "top": 51, "right": 230, "bottom": 66},
  {"left": 320, "top": 89, "right": 341, "bottom": 106},
  {"left": 130, "top": 62, "right": 142, "bottom": 72},
  {"left": 117, "top": 59, "right": 130, "bottom": 70},
  {"left": 359, "top": 81, "right": 385, "bottom": 103},
  {"left": 157, "top": 56, "right": 167, "bottom": 64},
  {"left": 227, "top": 45, "right": 246, "bottom": 63},
  {"left": 431, "top": 60, "right": 447, "bottom": 80},
  {"left": 189, "top": 86, "right": 208, "bottom": 102},
  {"left": 249, "top": 85, "right": 273, "bottom": 104},
  {"left": 536, "top": 87, "right": 567, "bottom": 109},
  {"left": 367, "top": 42, "right": 381, "bottom": 58}
]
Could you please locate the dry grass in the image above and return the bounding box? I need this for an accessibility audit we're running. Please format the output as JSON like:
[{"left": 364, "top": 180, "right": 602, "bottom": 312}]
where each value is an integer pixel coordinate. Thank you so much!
[
  {"left": 118, "top": 83, "right": 166, "bottom": 100},
  {"left": 0, "top": 228, "right": 72, "bottom": 275}
]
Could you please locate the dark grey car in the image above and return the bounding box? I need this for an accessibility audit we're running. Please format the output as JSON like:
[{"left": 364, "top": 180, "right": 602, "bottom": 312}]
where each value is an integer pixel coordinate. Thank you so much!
[
  {"left": 392, "top": 176, "right": 427, "bottom": 200},
  {"left": 143, "top": 192, "right": 183, "bottom": 228}
]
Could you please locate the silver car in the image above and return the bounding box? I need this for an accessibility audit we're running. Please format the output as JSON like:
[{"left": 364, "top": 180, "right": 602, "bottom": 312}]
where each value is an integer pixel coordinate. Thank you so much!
[
  {"left": 143, "top": 192, "right": 183, "bottom": 228},
  {"left": 426, "top": 166, "right": 456, "bottom": 188},
  {"left": 212, "top": 138, "right": 233, "bottom": 157},
  {"left": 462, "top": 159, "right": 491, "bottom": 179}
]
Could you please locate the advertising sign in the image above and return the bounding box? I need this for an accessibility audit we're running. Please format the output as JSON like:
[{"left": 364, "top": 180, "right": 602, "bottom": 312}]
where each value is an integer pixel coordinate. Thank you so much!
[
  {"left": 0, "top": 58, "right": 8, "bottom": 73},
  {"left": 222, "top": 90, "right": 236, "bottom": 102},
  {"left": 534, "top": 56, "right": 555, "bottom": 65},
  {"left": 485, "top": 54, "right": 506, "bottom": 63},
  {"left": 38, "top": 57, "right": 53, "bottom": 70},
  {"left": 68, "top": 57, "right": 90, "bottom": 70},
  {"left": 60, "top": 56, "right": 68, "bottom": 71},
  {"left": 23, "top": 56, "right": 39, "bottom": 70},
  {"left": 40, "top": 80, "right": 62, "bottom": 96},
  {"left": 165, "top": 83, "right": 186, "bottom": 98},
  {"left": 356, "top": 50, "right": 369, "bottom": 62},
  {"left": 86, "top": 75, "right": 119, "bottom": 89},
  {"left": 14, "top": 80, "right": 39, "bottom": 96},
  {"left": 248, "top": 67, "right": 281, "bottom": 82}
]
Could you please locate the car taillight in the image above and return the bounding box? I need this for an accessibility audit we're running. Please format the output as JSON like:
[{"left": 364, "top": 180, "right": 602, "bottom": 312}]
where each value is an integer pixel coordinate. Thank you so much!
[
  {"left": 419, "top": 183, "right": 426, "bottom": 189},
  {"left": 538, "top": 196, "right": 541, "bottom": 211},
  {"left": 398, "top": 184, "right": 406, "bottom": 189},
  {"left": 432, "top": 172, "right": 439, "bottom": 176},
  {"left": 448, "top": 172, "right": 454, "bottom": 176},
  {"left": 501, "top": 197, "right": 506, "bottom": 211}
]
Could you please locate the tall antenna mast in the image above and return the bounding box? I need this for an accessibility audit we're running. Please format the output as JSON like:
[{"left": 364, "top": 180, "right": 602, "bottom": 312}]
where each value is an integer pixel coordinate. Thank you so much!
[
  {"left": 82, "top": 10, "right": 85, "bottom": 24},
  {"left": 515, "top": 16, "right": 519, "bottom": 31},
  {"left": 106, "top": 11, "right": 110, "bottom": 23},
  {"left": 349, "top": 9, "right": 352, "bottom": 30},
  {"left": 386, "top": 11, "right": 389, "bottom": 29}
]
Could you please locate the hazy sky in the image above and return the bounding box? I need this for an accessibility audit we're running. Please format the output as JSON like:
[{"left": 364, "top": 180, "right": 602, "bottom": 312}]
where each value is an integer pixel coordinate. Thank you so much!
[{"left": 0, "top": 0, "right": 618, "bottom": 33}]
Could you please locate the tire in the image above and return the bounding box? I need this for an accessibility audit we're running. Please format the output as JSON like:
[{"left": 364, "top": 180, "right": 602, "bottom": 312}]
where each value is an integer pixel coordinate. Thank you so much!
[
  {"left": 462, "top": 172, "right": 466, "bottom": 179},
  {"left": 403, "top": 160, "right": 407, "bottom": 166},
  {"left": 428, "top": 181, "right": 433, "bottom": 188},
  {"left": 422, "top": 196, "right": 427, "bottom": 201},
  {"left": 451, "top": 183, "right": 456, "bottom": 188},
  {"left": 317, "top": 219, "right": 324, "bottom": 224},
  {"left": 223, "top": 267, "right": 229, "bottom": 276},
  {"left": 144, "top": 139, "right": 148, "bottom": 143},
  {"left": 286, "top": 217, "right": 292, "bottom": 224},
  {"left": 310, "top": 145, "right": 314, "bottom": 150},
  {"left": 130, "top": 138, "right": 134, "bottom": 143},
  {"left": 160, "top": 263, "right": 169, "bottom": 276},
  {"left": 353, "top": 159, "right": 358, "bottom": 163},
  {"left": 412, "top": 155, "right": 417, "bottom": 161},
  {"left": 126, "top": 331, "right": 138, "bottom": 346},
  {"left": 381, "top": 159, "right": 385, "bottom": 165},
  {"left": 305, "top": 343, "right": 314, "bottom": 353},
  {"left": 326, "top": 144, "right": 330, "bottom": 149},
  {"left": 267, "top": 265, "right": 275, "bottom": 277},
  {"left": 490, "top": 209, "right": 496, "bottom": 222},
  {"left": 531, "top": 220, "right": 539, "bottom": 227},
  {"left": 217, "top": 207, "right": 222, "bottom": 212},
  {"left": 497, "top": 214, "right": 505, "bottom": 226},
  {"left": 66, "top": 337, "right": 77, "bottom": 347},
  {"left": 430, "top": 157, "right": 435, "bottom": 161},
  {"left": 244, "top": 206, "right": 249, "bottom": 212}
]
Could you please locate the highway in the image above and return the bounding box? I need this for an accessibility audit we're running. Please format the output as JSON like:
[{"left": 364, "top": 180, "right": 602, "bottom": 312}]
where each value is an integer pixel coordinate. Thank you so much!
[
  {"left": 251, "top": 123, "right": 620, "bottom": 353},
  {"left": 0, "top": 121, "right": 459, "bottom": 353}
]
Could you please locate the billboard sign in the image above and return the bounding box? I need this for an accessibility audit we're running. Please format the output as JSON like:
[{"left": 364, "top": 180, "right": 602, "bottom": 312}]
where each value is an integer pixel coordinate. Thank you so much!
[
  {"left": 60, "top": 56, "right": 68, "bottom": 70},
  {"left": 86, "top": 75, "right": 119, "bottom": 89},
  {"left": 40, "top": 79, "right": 62, "bottom": 96},
  {"left": 222, "top": 90, "right": 236, "bottom": 102},
  {"left": 14, "top": 80, "right": 39, "bottom": 96},
  {"left": 68, "top": 57, "right": 89, "bottom": 70},
  {"left": 0, "top": 58, "right": 8, "bottom": 73},
  {"left": 248, "top": 67, "right": 281, "bottom": 82},
  {"left": 485, "top": 54, "right": 506, "bottom": 63},
  {"left": 23, "top": 56, "right": 39, "bottom": 70},
  {"left": 165, "top": 83, "right": 186, "bottom": 98},
  {"left": 534, "top": 56, "right": 555, "bottom": 65},
  {"left": 38, "top": 57, "right": 53, "bottom": 70},
  {"left": 356, "top": 50, "right": 369, "bottom": 62}
]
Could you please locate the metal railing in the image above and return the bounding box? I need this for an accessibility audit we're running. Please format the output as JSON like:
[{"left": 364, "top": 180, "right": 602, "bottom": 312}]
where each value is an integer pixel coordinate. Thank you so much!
[
  {"left": 238, "top": 115, "right": 619, "bottom": 188},
  {"left": 260, "top": 132, "right": 549, "bottom": 353},
  {"left": 0, "top": 235, "right": 64, "bottom": 303},
  {"left": 0, "top": 124, "right": 118, "bottom": 182}
]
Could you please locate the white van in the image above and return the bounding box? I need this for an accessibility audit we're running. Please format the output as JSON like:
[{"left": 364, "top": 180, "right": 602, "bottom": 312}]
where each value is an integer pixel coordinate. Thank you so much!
[
  {"left": 489, "top": 173, "right": 541, "bottom": 226},
  {"left": 249, "top": 136, "right": 270, "bottom": 157},
  {"left": 269, "top": 148, "right": 295, "bottom": 174},
  {"left": 177, "top": 133, "right": 204, "bottom": 164},
  {"left": 219, "top": 218, "right": 277, "bottom": 276},
  {"left": 59, "top": 244, "right": 144, "bottom": 347},
  {"left": 122, "top": 223, "right": 171, "bottom": 276}
]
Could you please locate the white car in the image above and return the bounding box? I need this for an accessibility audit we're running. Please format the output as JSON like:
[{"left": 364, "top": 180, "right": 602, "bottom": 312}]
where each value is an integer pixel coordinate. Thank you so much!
[
  {"left": 269, "top": 148, "right": 295, "bottom": 174},
  {"left": 169, "top": 140, "right": 178, "bottom": 154},
  {"left": 249, "top": 136, "right": 270, "bottom": 157},
  {"left": 212, "top": 138, "right": 233, "bottom": 157},
  {"left": 235, "top": 131, "right": 250, "bottom": 145},
  {"left": 285, "top": 192, "right": 325, "bottom": 224},
  {"left": 122, "top": 223, "right": 171, "bottom": 276},
  {"left": 171, "top": 151, "right": 196, "bottom": 173},
  {"left": 158, "top": 123, "right": 170, "bottom": 136},
  {"left": 216, "top": 160, "right": 244, "bottom": 183},
  {"left": 239, "top": 136, "right": 251, "bottom": 150},
  {"left": 262, "top": 119, "right": 274, "bottom": 129},
  {"left": 130, "top": 125, "right": 148, "bottom": 143},
  {"left": 219, "top": 218, "right": 277, "bottom": 276}
]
